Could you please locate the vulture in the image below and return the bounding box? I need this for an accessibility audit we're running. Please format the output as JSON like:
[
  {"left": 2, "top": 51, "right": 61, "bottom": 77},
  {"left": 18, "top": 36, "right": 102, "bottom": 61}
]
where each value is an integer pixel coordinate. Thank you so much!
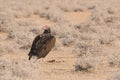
[{"left": 28, "top": 26, "right": 56, "bottom": 60}]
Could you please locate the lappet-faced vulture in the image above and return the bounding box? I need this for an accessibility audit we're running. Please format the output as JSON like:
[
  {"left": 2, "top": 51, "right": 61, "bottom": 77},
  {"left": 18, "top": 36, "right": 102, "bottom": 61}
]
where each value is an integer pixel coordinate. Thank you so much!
[{"left": 28, "top": 26, "right": 56, "bottom": 60}]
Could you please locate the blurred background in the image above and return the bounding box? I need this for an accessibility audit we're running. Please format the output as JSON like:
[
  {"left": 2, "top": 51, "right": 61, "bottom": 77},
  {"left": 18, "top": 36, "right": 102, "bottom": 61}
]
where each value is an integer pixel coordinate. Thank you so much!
[{"left": 0, "top": 0, "right": 120, "bottom": 80}]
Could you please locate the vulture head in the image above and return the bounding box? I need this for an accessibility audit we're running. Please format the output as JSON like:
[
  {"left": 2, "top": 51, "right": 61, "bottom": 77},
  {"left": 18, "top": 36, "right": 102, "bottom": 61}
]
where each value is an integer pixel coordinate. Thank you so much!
[{"left": 42, "top": 25, "right": 51, "bottom": 34}]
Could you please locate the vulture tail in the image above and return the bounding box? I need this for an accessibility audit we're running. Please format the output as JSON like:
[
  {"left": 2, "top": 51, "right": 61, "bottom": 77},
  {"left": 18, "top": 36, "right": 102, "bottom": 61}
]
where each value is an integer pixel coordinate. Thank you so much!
[{"left": 28, "top": 53, "right": 32, "bottom": 60}]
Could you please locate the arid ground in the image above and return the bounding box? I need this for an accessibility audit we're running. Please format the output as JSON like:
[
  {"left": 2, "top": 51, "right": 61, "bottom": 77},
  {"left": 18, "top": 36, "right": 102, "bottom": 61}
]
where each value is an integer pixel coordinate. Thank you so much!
[{"left": 0, "top": 0, "right": 120, "bottom": 80}]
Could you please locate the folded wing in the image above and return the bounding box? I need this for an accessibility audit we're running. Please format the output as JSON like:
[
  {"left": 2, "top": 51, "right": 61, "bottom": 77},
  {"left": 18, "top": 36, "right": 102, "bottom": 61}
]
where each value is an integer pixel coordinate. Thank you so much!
[{"left": 36, "top": 36, "right": 56, "bottom": 58}]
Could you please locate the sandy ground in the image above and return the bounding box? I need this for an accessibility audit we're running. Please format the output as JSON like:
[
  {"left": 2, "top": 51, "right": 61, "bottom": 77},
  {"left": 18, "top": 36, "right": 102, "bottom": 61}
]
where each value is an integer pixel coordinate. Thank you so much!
[{"left": 0, "top": 0, "right": 120, "bottom": 80}]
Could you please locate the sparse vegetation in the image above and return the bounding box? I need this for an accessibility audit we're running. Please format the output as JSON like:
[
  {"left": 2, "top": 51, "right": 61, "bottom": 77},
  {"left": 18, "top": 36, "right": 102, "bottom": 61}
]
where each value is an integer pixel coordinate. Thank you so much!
[
  {"left": 0, "top": 0, "right": 120, "bottom": 80},
  {"left": 0, "top": 57, "right": 40, "bottom": 80},
  {"left": 108, "top": 72, "right": 120, "bottom": 80},
  {"left": 109, "top": 53, "right": 120, "bottom": 67}
]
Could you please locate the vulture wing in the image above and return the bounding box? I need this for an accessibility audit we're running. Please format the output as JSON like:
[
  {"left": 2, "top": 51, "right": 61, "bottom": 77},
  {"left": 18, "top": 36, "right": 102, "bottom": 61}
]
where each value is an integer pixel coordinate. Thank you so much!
[
  {"left": 28, "top": 33, "right": 56, "bottom": 60},
  {"left": 36, "top": 36, "right": 56, "bottom": 58},
  {"left": 28, "top": 35, "right": 41, "bottom": 60}
]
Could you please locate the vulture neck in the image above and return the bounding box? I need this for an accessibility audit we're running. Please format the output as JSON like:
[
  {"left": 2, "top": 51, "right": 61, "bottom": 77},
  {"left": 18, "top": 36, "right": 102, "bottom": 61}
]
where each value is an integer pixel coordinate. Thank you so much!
[
  {"left": 43, "top": 30, "right": 52, "bottom": 37},
  {"left": 43, "top": 30, "right": 51, "bottom": 34}
]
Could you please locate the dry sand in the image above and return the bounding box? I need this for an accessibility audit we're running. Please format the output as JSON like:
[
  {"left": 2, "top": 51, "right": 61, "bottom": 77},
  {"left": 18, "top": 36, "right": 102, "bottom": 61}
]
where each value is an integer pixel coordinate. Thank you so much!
[{"left": 0, "top": 0, "right": 120, "bottom": 80}]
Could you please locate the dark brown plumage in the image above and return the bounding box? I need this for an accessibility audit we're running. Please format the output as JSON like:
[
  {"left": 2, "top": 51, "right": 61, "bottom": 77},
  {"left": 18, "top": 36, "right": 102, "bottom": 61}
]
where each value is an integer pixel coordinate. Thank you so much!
[{"left": 28, "top": 26, "right": 55, "bottom": 60}]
